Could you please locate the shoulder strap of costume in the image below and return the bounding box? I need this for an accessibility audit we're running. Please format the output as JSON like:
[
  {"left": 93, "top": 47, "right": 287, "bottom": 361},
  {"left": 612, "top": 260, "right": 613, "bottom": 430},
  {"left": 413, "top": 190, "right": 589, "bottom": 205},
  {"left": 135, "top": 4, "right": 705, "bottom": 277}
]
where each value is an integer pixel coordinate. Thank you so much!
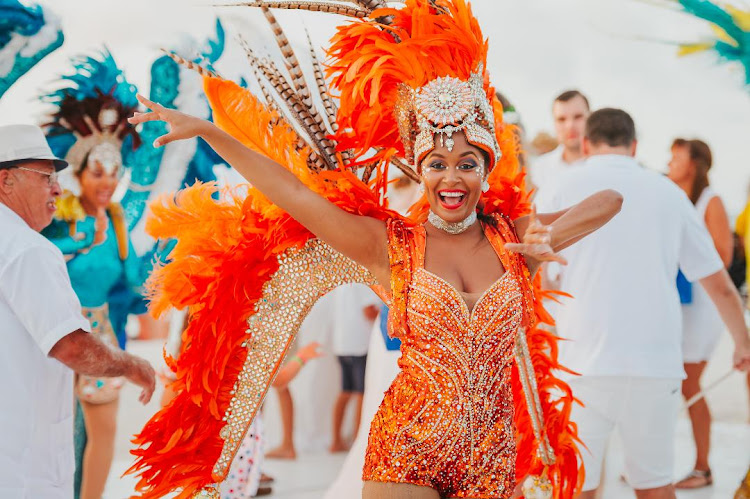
[
  {"left": 488, "top": 214, "right": 537, "bottom": 328},
  {"left": 385, "top": 218, "right": 423, "bottom": 338}
]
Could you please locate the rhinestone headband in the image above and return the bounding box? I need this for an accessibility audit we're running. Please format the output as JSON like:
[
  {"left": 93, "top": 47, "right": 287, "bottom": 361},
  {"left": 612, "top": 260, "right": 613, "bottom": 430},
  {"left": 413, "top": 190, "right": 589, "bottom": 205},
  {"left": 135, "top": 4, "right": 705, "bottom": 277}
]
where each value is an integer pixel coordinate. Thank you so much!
[{"left": 395, "top": 64, "right": 501, "bottom": 174}]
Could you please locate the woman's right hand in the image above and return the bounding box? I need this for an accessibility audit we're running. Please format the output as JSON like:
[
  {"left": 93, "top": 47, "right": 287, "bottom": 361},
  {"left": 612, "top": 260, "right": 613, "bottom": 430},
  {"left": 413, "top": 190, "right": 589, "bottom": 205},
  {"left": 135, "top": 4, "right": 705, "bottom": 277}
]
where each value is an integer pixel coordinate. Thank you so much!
[{"left": 128, "top": 94, "right": 211, "bottom": 147}]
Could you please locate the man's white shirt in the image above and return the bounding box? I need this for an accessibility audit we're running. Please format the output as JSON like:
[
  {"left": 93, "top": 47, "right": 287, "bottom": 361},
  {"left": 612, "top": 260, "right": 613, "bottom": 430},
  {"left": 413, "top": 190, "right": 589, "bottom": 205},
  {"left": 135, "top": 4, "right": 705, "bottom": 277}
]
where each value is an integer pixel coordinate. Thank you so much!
[
  {"left": 535, "top": 154, "right": 723, "bottom": 379},
  {"left": 0, "top": 202, "right": 90, "bottom": 499},
  {"left": 530, "top": 145, "right": 582, "bottom": 193}
]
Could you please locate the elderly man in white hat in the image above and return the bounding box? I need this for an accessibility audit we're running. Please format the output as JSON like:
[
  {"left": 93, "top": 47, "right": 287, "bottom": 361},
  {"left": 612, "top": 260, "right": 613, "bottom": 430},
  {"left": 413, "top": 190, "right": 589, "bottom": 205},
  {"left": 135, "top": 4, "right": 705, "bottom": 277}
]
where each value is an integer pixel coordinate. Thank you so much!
[{"left": 0, "top": 124, "right": 156, "bottom": 499}]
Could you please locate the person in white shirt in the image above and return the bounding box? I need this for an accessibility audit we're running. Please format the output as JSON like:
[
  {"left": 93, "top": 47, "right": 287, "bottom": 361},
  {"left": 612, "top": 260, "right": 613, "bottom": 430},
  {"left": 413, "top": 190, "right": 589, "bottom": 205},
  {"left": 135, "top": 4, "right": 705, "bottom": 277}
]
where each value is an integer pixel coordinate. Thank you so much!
[
  {"left": 529, "top": 90, "right": 590, "bottom": 193},
  {"left": 329, "top": 283, "right": 381, "bottom": 453},
  {"left": 0, "top": 125, "right": 156, "bottom": 499},
  {"left": 535, "top": 110, "right": 750, "bottom": 499},
  {"left": 531, "top": 90, "right": 590, "bottom": 322}
]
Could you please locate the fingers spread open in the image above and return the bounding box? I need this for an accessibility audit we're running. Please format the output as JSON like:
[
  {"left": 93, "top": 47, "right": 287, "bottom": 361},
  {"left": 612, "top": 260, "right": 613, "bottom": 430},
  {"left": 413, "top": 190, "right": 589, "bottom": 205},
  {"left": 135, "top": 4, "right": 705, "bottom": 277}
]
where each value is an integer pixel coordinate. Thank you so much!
[{"left": 549, "top": 254, "right": 568, "bottom": 265}]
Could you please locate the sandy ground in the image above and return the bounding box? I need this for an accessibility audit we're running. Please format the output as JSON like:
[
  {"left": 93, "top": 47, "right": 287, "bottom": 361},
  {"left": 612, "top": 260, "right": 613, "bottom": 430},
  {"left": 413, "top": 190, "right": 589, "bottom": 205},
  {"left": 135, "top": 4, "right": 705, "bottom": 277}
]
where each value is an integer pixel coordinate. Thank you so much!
[{"left": 105, "top": 331, "right": 750, "bottom": 499}]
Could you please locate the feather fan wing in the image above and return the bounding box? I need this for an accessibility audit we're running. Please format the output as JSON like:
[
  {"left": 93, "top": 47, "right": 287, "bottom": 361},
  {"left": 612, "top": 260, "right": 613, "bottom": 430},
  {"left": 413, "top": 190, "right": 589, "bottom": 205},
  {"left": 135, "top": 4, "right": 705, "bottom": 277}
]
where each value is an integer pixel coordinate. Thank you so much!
[{"left": 128, "top": 182, "right": 383, "bottom": 498}]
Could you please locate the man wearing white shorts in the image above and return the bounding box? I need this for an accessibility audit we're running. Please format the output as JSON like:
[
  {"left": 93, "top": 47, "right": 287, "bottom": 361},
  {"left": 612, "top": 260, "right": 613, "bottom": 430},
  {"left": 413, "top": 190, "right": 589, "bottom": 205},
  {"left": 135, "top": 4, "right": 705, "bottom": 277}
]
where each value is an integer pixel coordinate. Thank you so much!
[{"left": 536, "top": 109, "right": 750, "bottom": 498}]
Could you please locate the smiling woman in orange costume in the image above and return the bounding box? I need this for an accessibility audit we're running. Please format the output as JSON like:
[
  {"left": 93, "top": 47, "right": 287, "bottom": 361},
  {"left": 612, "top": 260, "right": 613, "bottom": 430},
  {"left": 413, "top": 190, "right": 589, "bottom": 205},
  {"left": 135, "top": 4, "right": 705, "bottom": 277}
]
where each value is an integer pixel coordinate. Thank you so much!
[{"left": 126, "top": 2, "right": 622, "bottom": 498}]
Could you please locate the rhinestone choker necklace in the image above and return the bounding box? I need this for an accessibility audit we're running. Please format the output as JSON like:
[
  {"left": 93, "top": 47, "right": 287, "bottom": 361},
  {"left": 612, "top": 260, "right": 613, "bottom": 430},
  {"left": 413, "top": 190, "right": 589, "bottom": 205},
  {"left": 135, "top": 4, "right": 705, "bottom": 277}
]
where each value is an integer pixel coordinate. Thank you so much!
[{"left": 427, "top": 211, "right": 478, "bottom": 235}]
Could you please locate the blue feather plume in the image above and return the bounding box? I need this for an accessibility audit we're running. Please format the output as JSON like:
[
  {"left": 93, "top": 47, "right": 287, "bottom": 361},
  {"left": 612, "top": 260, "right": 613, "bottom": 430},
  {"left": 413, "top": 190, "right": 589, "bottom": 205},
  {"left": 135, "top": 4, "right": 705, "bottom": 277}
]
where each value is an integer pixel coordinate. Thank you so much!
[
  {"left": 0, "top": 0, "right": 63, "bottom": 98},
  {"left": 42, "top": 49, "right": 139, "bottom": 163}
]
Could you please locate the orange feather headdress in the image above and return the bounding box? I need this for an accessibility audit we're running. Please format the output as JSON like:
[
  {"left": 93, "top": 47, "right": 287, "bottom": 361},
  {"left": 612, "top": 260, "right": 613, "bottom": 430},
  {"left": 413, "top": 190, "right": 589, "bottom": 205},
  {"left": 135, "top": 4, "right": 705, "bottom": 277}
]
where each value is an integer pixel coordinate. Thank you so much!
[{"left": 328, "top": 0, "right": 501, "bottom": 171}]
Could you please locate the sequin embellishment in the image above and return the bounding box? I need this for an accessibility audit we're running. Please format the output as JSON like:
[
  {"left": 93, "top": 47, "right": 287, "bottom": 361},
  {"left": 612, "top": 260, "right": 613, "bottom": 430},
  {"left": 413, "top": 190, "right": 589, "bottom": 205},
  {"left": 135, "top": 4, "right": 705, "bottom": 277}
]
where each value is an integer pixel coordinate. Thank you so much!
[
  {"left": 363, "top": 220, "right": 523, "bottom": 498},
  {"left": 210, "top": 239, "right": 375, "bottom": 483}
]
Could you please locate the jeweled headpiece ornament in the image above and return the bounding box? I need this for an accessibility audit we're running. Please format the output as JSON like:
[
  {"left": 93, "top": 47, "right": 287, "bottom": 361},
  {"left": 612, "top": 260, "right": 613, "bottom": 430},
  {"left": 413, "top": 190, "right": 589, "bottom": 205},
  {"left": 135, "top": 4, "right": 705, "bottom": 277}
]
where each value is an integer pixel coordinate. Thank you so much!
[
  {"left": 328, "top": 0, "right": 505, "bottom": 178},
  {"left": 43, "top": 50, "right": 140, "bottom": 174},
  {"left": 397, "top": 66, "right": 501, "bottom": 172}
]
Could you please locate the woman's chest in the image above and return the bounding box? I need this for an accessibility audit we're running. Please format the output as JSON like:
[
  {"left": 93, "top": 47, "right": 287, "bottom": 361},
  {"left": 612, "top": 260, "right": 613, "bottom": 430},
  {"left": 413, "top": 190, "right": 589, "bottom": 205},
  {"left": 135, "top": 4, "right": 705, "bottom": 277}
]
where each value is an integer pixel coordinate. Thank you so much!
[{"left": 404, "top": 268, "right": 524, "bottom": 350}]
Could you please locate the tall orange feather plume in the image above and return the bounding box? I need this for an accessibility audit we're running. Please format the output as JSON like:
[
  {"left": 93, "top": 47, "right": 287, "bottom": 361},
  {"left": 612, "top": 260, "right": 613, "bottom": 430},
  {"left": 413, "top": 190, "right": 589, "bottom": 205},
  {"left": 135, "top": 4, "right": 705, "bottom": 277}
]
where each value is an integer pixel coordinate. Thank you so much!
[{"left": 327, "top": 0, "right": 489, "bottom": 164}]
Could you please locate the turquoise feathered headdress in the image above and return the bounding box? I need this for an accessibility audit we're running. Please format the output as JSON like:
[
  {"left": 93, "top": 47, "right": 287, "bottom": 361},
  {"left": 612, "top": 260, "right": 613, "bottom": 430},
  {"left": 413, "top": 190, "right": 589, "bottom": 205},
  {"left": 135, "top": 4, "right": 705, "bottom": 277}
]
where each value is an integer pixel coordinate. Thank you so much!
[{"left": 43, "top": 49, "right": 141, "bottom": 173}]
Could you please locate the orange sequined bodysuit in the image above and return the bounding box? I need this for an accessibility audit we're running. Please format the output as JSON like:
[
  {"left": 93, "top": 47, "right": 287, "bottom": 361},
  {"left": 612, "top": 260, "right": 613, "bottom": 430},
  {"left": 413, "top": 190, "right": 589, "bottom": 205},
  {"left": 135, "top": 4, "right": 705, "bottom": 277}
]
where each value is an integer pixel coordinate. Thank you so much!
[{"left": 363, "top": 217, "right": 530, "bottom": 498}]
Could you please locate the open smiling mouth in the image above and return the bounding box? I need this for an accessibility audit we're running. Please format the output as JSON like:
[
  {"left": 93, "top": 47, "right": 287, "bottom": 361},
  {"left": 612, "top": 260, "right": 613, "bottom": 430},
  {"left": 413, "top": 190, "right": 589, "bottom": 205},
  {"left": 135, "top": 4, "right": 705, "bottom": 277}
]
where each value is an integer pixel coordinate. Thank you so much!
[{"left": 437, "top": 190, "right": 467, "bottom": 209}]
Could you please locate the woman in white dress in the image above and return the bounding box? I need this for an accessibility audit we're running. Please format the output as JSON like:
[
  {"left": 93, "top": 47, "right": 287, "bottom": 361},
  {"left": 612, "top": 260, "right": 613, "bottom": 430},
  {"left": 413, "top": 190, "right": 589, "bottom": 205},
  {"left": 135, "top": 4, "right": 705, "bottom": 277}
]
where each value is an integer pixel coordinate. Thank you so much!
[{"left": 668, "top": 138, "right": 734, "bottom": 489}]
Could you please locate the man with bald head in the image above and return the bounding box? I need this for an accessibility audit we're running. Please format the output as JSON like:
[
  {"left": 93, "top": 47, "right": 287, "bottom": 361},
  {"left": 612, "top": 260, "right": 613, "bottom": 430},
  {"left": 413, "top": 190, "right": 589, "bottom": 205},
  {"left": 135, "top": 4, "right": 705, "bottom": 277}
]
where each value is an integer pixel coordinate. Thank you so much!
[{"left": 0, "top": 124, "right": 155, "bottom": 498}]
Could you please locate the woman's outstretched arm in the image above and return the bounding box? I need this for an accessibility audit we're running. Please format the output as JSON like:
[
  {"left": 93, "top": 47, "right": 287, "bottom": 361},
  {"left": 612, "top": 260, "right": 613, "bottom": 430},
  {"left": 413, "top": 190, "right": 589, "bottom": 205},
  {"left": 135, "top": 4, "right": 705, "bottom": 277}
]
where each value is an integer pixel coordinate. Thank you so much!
[
  {"left": 129, "top": 95, "right": 390, "bottom": 284},
  {"left": 509, "top": 189, "right": 623, "bottom": 273}
]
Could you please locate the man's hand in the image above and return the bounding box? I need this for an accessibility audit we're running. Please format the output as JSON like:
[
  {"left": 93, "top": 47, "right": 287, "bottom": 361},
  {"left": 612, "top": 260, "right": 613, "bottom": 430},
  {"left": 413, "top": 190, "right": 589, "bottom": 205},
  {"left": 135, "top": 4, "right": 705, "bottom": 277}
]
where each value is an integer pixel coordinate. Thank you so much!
[
  {"left": 125, "top": 356, "right": 156, "bottom": 404},
  {"left": 50, "top": 330, "right": 156, "bottom": 403},
  {"left": 700, "top": 270, "right": 750, "bottom": 373}
]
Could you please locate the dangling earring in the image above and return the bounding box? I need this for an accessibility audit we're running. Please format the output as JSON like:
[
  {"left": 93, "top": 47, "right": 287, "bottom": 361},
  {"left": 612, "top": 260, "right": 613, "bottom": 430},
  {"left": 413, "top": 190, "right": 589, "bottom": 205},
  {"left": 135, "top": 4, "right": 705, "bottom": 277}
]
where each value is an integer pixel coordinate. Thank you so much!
[{"left": 482, "top": 179, "right": 490, "bottom": 193}]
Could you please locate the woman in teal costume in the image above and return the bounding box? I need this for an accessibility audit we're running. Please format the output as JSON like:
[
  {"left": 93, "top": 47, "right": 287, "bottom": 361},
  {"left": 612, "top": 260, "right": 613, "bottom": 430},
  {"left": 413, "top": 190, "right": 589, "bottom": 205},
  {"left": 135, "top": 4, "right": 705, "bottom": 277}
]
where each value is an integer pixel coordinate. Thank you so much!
[{"left": 40, "top": 51, "right": 144, "bottom": 499}]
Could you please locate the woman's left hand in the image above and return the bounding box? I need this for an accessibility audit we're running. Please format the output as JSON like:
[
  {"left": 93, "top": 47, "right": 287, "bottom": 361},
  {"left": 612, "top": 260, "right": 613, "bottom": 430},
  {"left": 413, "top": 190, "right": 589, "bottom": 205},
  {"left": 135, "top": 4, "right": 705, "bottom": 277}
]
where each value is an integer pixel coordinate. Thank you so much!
[{"left": 505, "top": 206, "right": 567, "bottom": 265}]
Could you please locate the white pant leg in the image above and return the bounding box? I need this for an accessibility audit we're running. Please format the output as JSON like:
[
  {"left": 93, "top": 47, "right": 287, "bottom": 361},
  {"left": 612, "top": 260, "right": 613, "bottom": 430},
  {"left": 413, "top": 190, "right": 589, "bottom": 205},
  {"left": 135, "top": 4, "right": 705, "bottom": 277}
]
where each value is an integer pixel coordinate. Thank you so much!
[
  {"left": 567, "top": 376, "right": 627, "bottom": 491},
  {"left": 618, "top": 377, "right": 681, "bottom": 490}
]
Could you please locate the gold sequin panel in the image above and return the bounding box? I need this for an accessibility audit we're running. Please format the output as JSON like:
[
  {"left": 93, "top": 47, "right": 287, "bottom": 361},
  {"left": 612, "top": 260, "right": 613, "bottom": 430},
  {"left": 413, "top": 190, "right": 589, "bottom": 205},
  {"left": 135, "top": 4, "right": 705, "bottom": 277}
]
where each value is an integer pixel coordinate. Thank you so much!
[
  {"left": 211, "top": 239, "right": 375, "bottom": 481},
  {"left": 364, "top": 268, "right": 523, "bottom": 498}
]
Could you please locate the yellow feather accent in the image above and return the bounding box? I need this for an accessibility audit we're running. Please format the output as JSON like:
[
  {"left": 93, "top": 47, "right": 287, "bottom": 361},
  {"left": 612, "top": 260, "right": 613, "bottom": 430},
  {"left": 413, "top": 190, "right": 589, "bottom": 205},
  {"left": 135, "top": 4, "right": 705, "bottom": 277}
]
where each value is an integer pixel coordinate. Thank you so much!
[
  {"left": 54, "top": 191, "right": 86, "bottom": 222},
  {"left": 726, "top": 5, "right": 750, "bottom": 31},
  {"left": 710, "top": 24, "right": 739, "bottom": 46},
  {"left": 54, "top": 191, "right": 86, "bottom": 237},
  {"left": 107, "top": 203, "right": 129, "bottom": 261},
  {"left": 678, "top": 42, "right": 714, "bottom": 55}
]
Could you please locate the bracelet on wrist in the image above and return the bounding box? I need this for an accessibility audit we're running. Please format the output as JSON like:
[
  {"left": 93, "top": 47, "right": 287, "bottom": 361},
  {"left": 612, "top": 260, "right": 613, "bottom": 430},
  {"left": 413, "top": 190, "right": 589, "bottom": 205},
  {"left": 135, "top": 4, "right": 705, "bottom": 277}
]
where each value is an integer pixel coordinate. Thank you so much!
[{"left": 291, "top": 355, "right": 305, "bottom": 366}]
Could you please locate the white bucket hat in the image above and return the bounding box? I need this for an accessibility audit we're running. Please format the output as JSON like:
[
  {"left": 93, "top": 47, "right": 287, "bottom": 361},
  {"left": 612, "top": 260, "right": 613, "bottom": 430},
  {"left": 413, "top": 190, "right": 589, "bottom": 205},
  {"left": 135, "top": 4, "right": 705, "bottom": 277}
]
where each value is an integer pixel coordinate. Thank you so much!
[{"left": 0, "top": 124, "right": 68, "bottom": 171}]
